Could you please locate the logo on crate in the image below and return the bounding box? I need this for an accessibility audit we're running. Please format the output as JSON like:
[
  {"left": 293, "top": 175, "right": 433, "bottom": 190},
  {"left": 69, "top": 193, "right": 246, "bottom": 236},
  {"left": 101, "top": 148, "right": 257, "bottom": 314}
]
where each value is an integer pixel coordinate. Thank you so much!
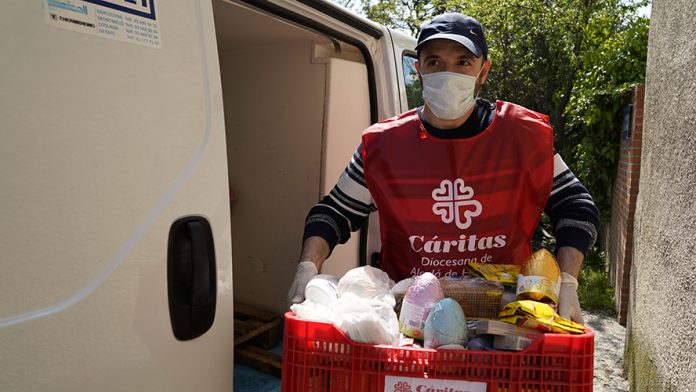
[
  {"left": 432, "top": 178, "right": 482, "bottom": 229},
  {"left": 391, "top": 380, "right": 463, "bottom": 392},
  {"left": 393, "top": 381, "right": 413, "bottom": 392},
  {"left": 384, "top": 376, "right": 486, "bottom": 392}
]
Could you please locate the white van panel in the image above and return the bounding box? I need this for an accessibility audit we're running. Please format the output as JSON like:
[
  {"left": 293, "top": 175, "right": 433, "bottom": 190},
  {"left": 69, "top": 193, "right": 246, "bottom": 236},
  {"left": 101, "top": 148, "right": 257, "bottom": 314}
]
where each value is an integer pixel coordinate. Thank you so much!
[
  {"left": 220, "top": 40, "right": 326, "bottom": 313},
  {"left": 364, "top": 28, "right": 417, "bottom": 263},
  {"left": 388, "top": 28, "right": 419, "bottom": 113},
  {"left": 0, "top": 1, "right": 233, "bottom": 391},
  {"left": 318, "top": 57, "right": 370, "bottom": 277}
]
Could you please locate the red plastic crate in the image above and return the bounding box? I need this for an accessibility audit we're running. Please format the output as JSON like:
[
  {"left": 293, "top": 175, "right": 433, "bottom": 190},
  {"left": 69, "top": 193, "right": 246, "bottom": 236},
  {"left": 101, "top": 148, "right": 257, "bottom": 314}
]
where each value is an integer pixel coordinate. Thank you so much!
[{"left": 282, "top": 312, "right": 594, "bottom": 392}]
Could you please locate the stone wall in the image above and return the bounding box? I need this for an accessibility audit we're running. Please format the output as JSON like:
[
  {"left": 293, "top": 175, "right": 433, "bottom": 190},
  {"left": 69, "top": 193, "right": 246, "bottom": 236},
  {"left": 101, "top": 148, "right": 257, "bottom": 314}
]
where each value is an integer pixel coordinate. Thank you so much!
[{"left": 625, "top": 0, "right": 696, "bottom": 390}]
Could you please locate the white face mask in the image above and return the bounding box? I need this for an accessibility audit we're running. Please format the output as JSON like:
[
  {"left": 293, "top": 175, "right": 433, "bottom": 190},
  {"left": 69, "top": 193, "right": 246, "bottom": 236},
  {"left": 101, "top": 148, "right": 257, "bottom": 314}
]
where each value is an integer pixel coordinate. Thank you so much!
[{"left": 421, "top": 67, "right": 484, "bottom": 121}]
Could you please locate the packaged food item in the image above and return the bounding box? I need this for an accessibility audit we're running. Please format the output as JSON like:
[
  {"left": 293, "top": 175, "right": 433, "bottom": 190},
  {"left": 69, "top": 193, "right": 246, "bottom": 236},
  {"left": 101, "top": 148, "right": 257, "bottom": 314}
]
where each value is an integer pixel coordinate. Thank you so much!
[
  {"left": 474, "top": 319, "right": 542, "bottom": 339},
  {"left": 516, "top": 249, "right": 561, "bottom": 304},
  {"left": 304, "top": 274, "right": 339, "bottom": 306},
  {"left": 390, "top": 278, "right": 414, "bottom": 298},
  {"left": 423, "top": 298, "right": 468, "bottom": 349},
  {"left": 467, "top": 262, "right": 520, "bottom": 286},
  {"left": 500, "top": 287, "right": 518, "bottom": 308},
  {"left": 498, "top": 300, "right": 586, "bottom": 334},
  {"left": 493, "top": 335, "right": 532, "bottom": 351},
  {"left": 390, "top": 277, "right": 414, "bottom": 313},
  {"left": 466, "top": 335, "right": 495, "bottom": 351},
  {"left": 439, "top": 275, "right": 503, "bottom": 319},
  {"left": 398, "top": 273, "right": 443, "bottom": 339}
]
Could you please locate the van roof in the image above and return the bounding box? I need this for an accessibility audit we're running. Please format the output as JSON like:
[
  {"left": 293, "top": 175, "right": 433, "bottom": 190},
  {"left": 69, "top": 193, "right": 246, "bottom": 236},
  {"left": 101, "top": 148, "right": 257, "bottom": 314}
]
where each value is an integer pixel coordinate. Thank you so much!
[{"left": 297, "top": 0, "right": 384, "bottom": 38}]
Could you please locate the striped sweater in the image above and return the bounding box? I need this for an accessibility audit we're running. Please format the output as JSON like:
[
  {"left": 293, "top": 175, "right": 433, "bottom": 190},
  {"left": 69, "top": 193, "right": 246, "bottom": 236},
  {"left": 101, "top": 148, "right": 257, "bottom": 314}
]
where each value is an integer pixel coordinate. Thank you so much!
[{"left": 304, "top": 100, "right": 600, "bottom": 256}]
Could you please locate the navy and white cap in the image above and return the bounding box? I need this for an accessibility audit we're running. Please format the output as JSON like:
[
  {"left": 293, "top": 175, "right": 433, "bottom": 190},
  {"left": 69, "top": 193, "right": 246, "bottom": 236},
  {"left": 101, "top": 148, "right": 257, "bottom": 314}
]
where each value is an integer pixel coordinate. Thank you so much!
[{"left": 416, "top": 13, "right": 488, "bottom": 58}]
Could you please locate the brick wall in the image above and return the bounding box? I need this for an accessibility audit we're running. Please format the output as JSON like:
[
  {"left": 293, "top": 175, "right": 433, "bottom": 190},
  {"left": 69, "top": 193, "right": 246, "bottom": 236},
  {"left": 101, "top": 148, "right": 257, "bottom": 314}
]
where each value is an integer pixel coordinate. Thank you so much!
[{"left": 605, "top": 84, "right": 644, "bottom": 325}]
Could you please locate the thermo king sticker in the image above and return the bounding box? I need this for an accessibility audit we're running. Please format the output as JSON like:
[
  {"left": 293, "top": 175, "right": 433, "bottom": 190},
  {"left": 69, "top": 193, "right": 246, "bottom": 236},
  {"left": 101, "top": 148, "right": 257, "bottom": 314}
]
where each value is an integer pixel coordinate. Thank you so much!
[
  {"left": 43, "top": 0, "right": 161, "bottom": 48},
  {"left": 384, "top": 376, "right": 487, "bottom": 392}
]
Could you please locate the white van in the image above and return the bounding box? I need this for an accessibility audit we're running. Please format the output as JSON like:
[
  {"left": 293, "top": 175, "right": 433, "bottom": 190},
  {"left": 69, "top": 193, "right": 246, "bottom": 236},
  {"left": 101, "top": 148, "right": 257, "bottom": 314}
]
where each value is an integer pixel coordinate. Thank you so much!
[{"left": 0, "top": 0, "right": 416, "bottom": 390}]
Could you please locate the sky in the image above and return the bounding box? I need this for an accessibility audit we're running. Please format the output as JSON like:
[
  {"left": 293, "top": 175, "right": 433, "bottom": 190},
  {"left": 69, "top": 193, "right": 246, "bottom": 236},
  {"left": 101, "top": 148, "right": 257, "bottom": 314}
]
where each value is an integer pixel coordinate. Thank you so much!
[{"left": 337, "top": 0, "right": 652, "bottom": 20}]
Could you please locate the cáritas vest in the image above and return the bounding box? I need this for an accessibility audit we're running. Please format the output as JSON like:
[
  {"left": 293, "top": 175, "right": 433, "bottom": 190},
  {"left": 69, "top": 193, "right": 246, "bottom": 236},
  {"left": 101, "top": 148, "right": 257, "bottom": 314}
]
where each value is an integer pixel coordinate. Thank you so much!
[{"left": 362, "top": 101, "right": 554, "bottom": 281}]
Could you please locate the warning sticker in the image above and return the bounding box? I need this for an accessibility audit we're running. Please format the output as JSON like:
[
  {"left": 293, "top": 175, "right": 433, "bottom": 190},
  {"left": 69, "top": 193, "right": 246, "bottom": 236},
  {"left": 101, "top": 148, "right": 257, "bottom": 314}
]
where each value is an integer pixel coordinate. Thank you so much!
[{"left": 43, "top": 0, "right": 161, "bottom": 48}]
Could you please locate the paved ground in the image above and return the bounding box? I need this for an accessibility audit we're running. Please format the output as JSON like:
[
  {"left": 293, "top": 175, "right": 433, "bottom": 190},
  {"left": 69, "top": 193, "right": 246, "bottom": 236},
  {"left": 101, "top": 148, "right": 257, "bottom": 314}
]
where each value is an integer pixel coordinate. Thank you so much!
[{"left": 584, "top": 310, "right": 630, "bottom": 391}]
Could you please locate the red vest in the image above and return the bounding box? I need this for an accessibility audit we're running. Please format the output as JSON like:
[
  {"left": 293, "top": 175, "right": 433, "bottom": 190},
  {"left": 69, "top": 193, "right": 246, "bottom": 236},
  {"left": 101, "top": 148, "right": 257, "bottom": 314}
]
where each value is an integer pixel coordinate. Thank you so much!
[{"left": 362, "top": 101, "right": 554, "bottom": 281}]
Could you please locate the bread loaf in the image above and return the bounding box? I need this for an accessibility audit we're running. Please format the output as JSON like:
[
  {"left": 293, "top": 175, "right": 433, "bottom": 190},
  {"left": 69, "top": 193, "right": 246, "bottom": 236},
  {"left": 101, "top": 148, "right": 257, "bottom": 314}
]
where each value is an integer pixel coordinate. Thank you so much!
[{"left": 516, "top": 249, "right": 561, "bottom": 304}]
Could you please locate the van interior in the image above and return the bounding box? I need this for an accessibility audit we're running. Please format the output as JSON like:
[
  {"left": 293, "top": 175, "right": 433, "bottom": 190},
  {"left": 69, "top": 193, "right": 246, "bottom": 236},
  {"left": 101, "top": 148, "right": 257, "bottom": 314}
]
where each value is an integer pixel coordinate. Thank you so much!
[{"left": 212, "top": 0, "right": 371, "bottom": 314}]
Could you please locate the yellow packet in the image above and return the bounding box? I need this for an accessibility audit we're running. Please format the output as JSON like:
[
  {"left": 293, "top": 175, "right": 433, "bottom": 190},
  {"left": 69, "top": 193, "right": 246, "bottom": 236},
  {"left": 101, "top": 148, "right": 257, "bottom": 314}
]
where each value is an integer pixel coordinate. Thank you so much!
[
  {"left": 499, "top": 315, "right": 586, "bottom": 334},
  {"left": 498, "top": 300, "right": 586, "bottom": 334},
  {"left": 467, "top": 262, "right": 519, "bottom": 286}
]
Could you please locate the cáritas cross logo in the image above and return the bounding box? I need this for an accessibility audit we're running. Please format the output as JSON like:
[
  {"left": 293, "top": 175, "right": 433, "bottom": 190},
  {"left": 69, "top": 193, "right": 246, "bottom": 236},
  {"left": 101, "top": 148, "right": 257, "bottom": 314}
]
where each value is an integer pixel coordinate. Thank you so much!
[
  {"left": 432, "top": 179, "right": 482, "bottom": 229},
  {"left": 384, "top": 376, "right": 487, "bottom": 392}
]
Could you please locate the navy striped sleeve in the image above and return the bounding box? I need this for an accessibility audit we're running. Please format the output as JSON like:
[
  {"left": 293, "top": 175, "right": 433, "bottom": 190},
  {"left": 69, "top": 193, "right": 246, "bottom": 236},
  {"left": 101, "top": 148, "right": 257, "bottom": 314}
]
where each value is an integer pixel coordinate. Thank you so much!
[
  {"left": 303, "top": 144, "right": 375, "bottom": 252},
  {"left": 545, "top": 153, "right": 600, "bottom": 256}
]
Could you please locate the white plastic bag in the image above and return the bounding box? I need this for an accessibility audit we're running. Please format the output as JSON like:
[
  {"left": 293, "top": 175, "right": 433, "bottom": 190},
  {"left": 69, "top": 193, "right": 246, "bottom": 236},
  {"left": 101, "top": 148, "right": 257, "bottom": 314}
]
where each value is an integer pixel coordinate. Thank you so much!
[
  {"left": 333, "top": 293, "right": 400, "bottom": 345},
  {"left": 293, "top": 266, "right": 400, "bottom": 345},
  {"left": 337, "top": 265, "right": 396, "bottom": 308},
  {"left": 290, "top": 300, "right": 340, "bottom": 324},
  {"left": 390, "top": 278, "right": 414, "bottom": 297}
]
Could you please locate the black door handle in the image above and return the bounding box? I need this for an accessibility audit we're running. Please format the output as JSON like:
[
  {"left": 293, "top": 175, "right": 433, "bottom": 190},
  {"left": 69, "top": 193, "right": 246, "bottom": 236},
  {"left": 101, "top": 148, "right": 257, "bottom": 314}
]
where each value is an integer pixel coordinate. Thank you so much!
[
  {"left": 189, "top": 220, "right": 210, "bottom": 306},
  {"left": 168, "top": 216, "right": 216, "bottom": 340}
]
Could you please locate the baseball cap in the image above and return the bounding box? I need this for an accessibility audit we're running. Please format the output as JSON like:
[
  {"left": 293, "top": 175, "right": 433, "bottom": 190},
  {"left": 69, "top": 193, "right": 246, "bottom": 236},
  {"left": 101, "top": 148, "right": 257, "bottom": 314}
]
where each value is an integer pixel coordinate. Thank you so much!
[{"left": 416, "top": 13, "right": 488, "bottom": 58}]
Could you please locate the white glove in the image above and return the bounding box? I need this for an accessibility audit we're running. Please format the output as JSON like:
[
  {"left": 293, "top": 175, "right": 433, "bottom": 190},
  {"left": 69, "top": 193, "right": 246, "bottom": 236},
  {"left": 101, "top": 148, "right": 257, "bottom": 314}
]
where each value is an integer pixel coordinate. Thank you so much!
[
  {"left": 287, "top": 261, "right": 318, "bottom": 307},
  {"left": 558, "top": 272, "right": 584, "bottom": 325}
]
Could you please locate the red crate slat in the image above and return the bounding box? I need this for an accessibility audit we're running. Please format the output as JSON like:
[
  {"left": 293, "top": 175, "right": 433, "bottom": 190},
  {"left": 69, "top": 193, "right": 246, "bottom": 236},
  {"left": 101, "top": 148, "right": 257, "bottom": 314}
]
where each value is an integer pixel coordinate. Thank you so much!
[{"left": 281, "top": 312, "right": 594, "bottom": 392}]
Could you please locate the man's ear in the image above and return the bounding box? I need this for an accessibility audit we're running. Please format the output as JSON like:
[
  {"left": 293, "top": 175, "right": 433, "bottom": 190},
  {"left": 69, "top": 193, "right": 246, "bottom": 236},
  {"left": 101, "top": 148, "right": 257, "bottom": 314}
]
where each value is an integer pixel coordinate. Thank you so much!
[{"left": 480, "top": 59, "right": 492, "bottom": 85}]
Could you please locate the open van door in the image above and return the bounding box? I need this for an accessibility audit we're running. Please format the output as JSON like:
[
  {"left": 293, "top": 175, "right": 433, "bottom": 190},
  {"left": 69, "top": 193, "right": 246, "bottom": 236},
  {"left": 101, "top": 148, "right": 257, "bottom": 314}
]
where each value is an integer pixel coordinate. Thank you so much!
[
  {"left": 0, "top": 1, "right": 234, "bottom": 391},
  {"left": 364, "top": 27, "right": 419, "bottom": 269},
  {"left": 213, "top": 0, "right": 392, "bottom": 312}
]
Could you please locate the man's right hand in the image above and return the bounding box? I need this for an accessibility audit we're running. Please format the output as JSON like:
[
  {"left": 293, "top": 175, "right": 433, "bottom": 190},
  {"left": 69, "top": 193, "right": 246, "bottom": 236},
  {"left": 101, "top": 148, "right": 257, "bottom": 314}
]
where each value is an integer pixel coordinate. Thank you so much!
[{"left": 287, "top": 261, "right": 318, "bottom": 307}]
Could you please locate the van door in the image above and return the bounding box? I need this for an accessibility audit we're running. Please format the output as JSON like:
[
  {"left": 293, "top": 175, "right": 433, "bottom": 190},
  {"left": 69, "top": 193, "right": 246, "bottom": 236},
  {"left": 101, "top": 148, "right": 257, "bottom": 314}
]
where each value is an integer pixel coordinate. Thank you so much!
[
  {"left": 0, "top": 1, "right": 234, "bottom": 391},
  {"left": 390, "top": 29, "right": 422, "bottom": 113},
  {"left": 214, "top": 0, "right": 386, "bottom": 312},
  {"left": 365, "top": 27, "right": 418, "bottom": 268}
]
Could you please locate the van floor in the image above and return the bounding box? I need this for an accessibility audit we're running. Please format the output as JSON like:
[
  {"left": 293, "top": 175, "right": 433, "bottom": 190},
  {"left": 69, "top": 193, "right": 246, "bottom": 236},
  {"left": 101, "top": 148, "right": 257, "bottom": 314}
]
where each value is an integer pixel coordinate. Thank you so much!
[{"left": 233, "top": 341, "right": 282, "bottom": 391}]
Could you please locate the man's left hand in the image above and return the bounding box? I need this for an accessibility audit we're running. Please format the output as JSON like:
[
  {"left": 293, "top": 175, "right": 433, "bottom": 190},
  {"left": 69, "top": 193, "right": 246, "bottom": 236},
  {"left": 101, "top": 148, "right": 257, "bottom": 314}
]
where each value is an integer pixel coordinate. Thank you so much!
[{"left": 558, "top": 272, "right": 584, "bottom": 325}]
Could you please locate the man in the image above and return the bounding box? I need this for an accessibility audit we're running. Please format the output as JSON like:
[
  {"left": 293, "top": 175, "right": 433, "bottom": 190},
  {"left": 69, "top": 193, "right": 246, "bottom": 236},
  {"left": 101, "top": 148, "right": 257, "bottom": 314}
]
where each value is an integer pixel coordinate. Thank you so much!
[{"left": 287, "top": 13, "right": 599, "bottom": 324}]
